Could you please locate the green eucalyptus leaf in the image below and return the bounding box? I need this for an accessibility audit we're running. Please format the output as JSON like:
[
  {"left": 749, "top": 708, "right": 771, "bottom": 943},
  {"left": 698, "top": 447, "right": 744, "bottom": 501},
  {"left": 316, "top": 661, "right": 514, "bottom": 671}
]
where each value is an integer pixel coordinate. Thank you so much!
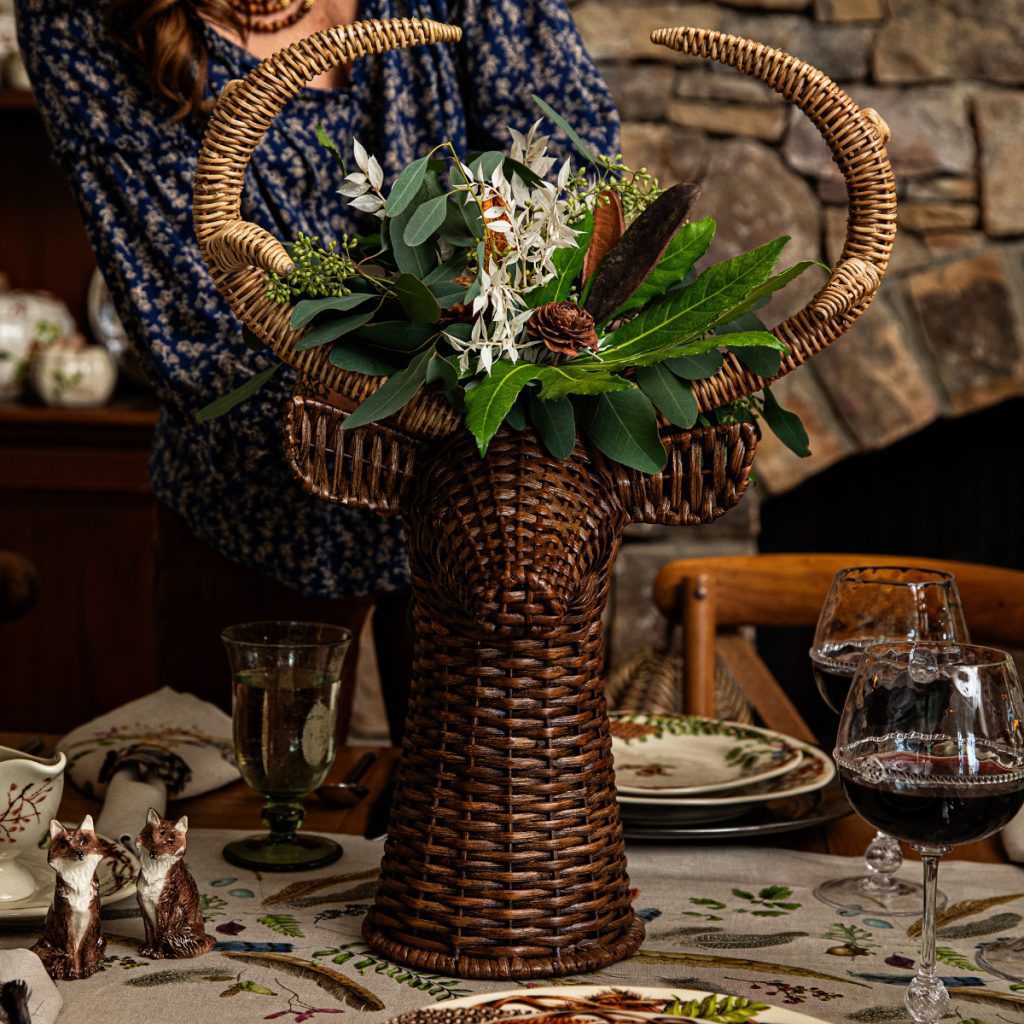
[
  {"left": 505, "top": 398, "right": 528, "bottom": 431},
  {"left": 532, "top": 93, "right": 599, "bottom": 166},
  {"left": 290, "top": 293, "right": 376, "bottom": 330},
  {"left": 393, "top": 274, "right": 441, "bottom": 324},
  {"left": 387, "top": 182, "right": 438, "bottom": 278},
  {"left": 684, "top": 330, "right": 787, "bottom": 355},
  {"left": 468, "top": 151, "right": 504, "bottom": 181},
  {"left": 636, "top": 363, "right": 698, "bottom": 429},
  {"left": 581, "top": 389, "right": 666, "bottom": 474},
  {"left": 612, "top": 217, "right": 715, "bottom": 319},
  {"left": 385, "top": 156, "right": 430, "bottom": 217},
  {"left": 665, "top": 350, "right": 724, "bottom": 380},
  {"left": 195, "top": 362, "right": 281, "bottom": 422},
  {"left": 424, "top": 251, "right": 469, "bottom": 287},
  {"left": 403, "top": 193, "right": 449, "bottom": 247},
  {"left": 328, "top": 341, "right": 405, "bottom": 376},
  {"left": 583, "top": 237, "right": 789, "bottom": 370},
  {"left": 440, "top": 322, "right": 473, "bottom": 345},
  {"left": 528, "top": 395, "right": 576, "bottom": 460},
  {"left": 464, "top": 242, "right": 486, "bottom": 305},
  {"left": 762, "top": 387, "right": 811, "bottom": 458},
  {"left": 425, "top": 352, "right": 460, "bottom": 392},
  {"left": 438, "top": 199, "right": 478, "bottom": 246},
  {"left": 295, "top": 310, "right": 376, "bottom": 350},
  {"left": 464, "top": 360, "right": 541, "bottom": 455},
  {"left": 342, "top": 345, "right": 435, "bottom": 430},
  {"left": 350, "top": 321, "right": 437, "bottom": 352},
  {"left": 460, "top": 196, "right": 485, "bottom": 238}
]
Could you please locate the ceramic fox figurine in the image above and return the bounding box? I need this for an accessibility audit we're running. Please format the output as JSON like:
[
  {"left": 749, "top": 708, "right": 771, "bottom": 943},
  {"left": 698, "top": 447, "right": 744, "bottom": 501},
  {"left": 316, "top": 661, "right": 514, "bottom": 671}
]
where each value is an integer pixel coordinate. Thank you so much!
[
  {"left": 31, "top": 816, "right": 107, "bottom": 980},
  {"left": 135, "top": 808, "right": 215, "bottom": 959}
]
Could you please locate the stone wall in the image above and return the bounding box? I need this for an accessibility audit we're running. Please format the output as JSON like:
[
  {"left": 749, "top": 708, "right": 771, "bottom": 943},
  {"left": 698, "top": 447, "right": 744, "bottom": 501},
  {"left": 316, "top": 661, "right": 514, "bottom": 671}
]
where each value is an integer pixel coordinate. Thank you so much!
[{"left": 569, "top": 0, "right": 1024, "bottom": 664}]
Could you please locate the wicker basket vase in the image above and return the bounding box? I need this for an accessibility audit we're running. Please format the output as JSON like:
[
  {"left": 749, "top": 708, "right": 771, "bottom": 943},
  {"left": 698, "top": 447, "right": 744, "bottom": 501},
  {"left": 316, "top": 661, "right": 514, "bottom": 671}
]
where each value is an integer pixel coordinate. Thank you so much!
[{"left": 194, "top": 18, "right": 896, "bottom": 979}]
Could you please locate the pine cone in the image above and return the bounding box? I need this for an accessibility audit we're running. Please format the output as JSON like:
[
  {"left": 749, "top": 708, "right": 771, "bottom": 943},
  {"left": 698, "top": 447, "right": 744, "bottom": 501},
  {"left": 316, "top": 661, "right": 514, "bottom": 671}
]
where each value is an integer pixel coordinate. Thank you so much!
[{"left": 527, "top": 301, "right": 599, "bottom": 358}]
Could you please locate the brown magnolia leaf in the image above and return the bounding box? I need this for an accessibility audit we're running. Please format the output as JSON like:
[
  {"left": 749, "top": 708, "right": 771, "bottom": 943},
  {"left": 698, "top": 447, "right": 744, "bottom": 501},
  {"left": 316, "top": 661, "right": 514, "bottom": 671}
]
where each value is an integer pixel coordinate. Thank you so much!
[
  {"left": 631, "top": 948, "right": 869, "bottom": 988},
  {"left": 222, "top": 952, "right": 385, "bottom": 1011},
  {"left": 582, "top": 189, "right": 625, "bottom": 284},
  {"left": 261, "top": 867, "right": 378, "bottom": 906},
  {"left": 585, "top": 182, "right": 702, "bottom": 325}
]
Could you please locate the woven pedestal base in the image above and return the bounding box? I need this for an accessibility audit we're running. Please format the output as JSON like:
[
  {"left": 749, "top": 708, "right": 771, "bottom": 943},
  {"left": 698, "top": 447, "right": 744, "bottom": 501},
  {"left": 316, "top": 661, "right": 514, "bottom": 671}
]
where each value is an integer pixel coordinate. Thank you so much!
[{"left": 361, "top": 431, "right": 644, "bottom": 979}]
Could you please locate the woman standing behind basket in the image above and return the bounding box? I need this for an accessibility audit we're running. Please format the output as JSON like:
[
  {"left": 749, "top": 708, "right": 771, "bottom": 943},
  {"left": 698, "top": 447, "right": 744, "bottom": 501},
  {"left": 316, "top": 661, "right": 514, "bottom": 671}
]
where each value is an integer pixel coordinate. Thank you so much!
[{"left": 14, "top": 0, "right": 619, "bottom": 730}]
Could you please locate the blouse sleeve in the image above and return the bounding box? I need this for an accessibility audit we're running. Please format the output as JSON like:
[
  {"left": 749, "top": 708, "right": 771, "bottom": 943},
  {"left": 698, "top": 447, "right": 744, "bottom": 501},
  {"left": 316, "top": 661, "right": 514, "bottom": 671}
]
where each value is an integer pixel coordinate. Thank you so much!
[
  {"left": 450, "top": 0, "right": 620, "bottom": 162},
  {"left": 12, "top": 0, "right": 266, "bottom": 413}
]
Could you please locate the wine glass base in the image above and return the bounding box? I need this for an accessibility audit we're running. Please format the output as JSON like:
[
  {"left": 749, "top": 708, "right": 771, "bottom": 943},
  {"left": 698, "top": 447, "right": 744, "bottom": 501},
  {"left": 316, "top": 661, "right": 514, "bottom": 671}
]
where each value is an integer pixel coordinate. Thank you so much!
[
  {"left": 814, "top": 874, "right": 946, "bottom": 916},
  {"left": 223, "top": 833, "right": 343, "bottom": 872},
  {"left": 905, "top": 973, "right": 950, "bottom": 1024},
  {"left": 976, "top": 937, "right": 1024, "bottom": 982}
]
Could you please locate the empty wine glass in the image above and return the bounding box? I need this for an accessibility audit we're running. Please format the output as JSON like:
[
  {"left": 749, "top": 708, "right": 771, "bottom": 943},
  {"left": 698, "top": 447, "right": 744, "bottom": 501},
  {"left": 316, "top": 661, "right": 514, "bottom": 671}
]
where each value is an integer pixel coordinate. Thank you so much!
[
  {"left": 810, "top": 566, "right": 969, "bottom": 914},
  {"left": 222, "top": 621, "right": 353, "bottom": 871},
  {"left": 835, "top": 642, "right": 1024, "bottom": 1024}
]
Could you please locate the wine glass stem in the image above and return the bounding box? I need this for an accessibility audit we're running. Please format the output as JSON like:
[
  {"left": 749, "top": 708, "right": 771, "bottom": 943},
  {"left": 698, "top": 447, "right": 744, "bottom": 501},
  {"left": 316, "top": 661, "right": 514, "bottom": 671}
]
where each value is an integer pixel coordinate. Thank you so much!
[
  {"left": 919, "top": 853, "right": 941, "bottom": 978},
  {"left": 262, "top": 800, "right": 305, "bottom": 841}
]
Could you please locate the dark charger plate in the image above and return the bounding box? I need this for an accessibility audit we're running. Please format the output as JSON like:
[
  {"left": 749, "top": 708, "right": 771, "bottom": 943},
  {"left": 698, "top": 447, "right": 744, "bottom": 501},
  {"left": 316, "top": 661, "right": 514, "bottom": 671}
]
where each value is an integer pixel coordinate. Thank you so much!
[{"left": 622, "top": 780, "right": 852, "bottom": 841}]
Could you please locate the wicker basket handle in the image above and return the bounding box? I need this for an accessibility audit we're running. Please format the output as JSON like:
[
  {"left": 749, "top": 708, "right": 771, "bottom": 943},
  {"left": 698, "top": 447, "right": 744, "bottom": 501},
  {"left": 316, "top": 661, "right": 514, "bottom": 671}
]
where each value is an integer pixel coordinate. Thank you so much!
[
  {"left": 651, "top": 27, "right": 897, "bottom": 409},
  {"left": 194, "top": 18, "right": 462, "bottom": 278}
]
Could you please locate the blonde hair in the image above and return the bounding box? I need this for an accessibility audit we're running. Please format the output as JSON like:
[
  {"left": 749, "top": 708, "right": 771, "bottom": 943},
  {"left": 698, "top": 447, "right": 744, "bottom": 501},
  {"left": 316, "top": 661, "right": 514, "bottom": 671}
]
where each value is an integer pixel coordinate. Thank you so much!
[{"left": 106, "top": 0, "right": 244, "bottom": 122}]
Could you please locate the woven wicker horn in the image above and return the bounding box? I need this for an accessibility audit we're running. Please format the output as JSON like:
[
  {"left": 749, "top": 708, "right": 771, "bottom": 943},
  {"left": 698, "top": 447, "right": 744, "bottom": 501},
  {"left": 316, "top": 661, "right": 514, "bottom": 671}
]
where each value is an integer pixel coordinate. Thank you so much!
[
  {"left": 651, "top": 27, "right": 897, "bottom": 411},
  {"left": 193, "top": 18, "right": 463, "bottom": 440}
]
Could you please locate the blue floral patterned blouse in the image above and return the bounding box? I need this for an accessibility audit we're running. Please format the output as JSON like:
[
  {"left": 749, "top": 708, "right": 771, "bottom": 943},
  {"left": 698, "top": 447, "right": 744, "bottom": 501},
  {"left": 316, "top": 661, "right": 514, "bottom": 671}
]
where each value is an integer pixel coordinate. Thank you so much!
[{"left": 15, "top": 0, "right": 619, "bottom": 597}]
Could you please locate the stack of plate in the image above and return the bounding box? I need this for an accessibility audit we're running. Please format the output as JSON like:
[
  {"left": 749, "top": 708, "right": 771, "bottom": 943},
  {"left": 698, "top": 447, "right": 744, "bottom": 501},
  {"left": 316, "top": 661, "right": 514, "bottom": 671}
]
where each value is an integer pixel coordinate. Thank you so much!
[{"left": 610, "top": 712, "right": 848, "bottom": 840}]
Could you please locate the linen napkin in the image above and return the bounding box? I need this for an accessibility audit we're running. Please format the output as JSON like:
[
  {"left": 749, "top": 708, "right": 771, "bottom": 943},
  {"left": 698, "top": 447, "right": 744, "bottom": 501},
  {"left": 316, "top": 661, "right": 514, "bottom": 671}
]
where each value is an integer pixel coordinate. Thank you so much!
[
  {"left": 0, "top": 950, "right": 62, "bottom": 1024},
  {"left": 57, "top": 688, "right": 238, "bottom": 846},
  {"left": 1002, "top": 807, "right": 1024, "bottom": 861}
]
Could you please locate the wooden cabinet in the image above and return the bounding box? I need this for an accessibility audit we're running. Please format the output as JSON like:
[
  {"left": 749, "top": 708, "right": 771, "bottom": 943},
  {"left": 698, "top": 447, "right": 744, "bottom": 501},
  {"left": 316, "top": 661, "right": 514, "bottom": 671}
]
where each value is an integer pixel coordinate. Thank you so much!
[{"left": 0, "top": 401, "right": 159, "bottom": 731}]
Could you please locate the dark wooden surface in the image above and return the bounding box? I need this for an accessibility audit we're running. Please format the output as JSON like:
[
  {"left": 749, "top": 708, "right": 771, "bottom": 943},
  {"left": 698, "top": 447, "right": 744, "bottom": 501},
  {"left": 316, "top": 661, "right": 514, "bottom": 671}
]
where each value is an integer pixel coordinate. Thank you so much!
[
  {"left": 0, "top": 402, "right": 159, "bottom": 730},
  {"left": 0, "top": 734, "right": 1007, "bottom": 862},
  {"left": 0, "top": 98, "right": 96, "bottom": 328}
]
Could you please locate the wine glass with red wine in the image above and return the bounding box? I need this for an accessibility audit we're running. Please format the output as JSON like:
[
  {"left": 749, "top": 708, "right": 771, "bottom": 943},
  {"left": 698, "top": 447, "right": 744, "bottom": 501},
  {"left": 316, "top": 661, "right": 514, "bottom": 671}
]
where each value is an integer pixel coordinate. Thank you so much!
[
  {"left": 836, "top": 641, "right": 1024, "bottom": 1024},
  {"left": 810, "top": 566, "right": 968, "bottom": 914}
]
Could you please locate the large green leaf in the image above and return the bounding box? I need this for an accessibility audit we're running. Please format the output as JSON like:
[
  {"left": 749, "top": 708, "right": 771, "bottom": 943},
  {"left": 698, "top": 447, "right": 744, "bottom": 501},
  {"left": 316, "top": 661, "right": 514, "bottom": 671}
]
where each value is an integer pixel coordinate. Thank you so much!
[
  {"left": 612, "top": 217, "right": 715, "bottom": 319},
  {"left": 529, "top": 395, "right": 576, "bottom": 459},
  {"left": 295, "top": 310, "right": 376, "bottom": 350},
  {"left": 341, "top": 345, "right": 435, "bottom": 430},
  {"left": 733, "top": 345, "right": 782, "bottom": 378},
  {"left": 315, "top": 123, "right": 346, "bottom": 172},
  {"left": 403, "top": 193, "right": 449, "bottom": 247},
  {"left": 534, "top": 363, "right": 633, "bottom": 402},
  {"left": 666, "top": 351, "right": 724, "bottom": 380},
  {"left": 762, "top": 387, "right": 810, "bottom": 457},
  {"left": 290, "top": 293, "right": 376, "bottom": 330},
  {"left": 709, "top": 260, "right": 826, "bottom": 331},
  {"left": 393, "top": 274, "right": 441, "bottom": 323},
  {"left": 195, "top": 362, "right": 281, "bottom": 422},
  {"left": 425, "top": 352, "right": 461, "bottom": 394},
  {"left": 464, "top": 360, "right": 541, "bottom": 455},
  {"left": 580, "top": 389, "right": 666, "bottom": 473},
  {"left": 583, "top": 237, "right": 790, "bottom": 370},
  {"left": 636, "top": 363, "right": 698, "bottom": 429},
  {"left": 532, "top": 94, "right": 599, "bottom": 166},
  {"left": 674, "top": 330, "right": 786, "bottom": 358},
  {"left": 385, "top": 156, "right": 429, "bottom": 217},
  {"left": 328, "top": 341, "right": 405, "bottom": 376},
  {"left": 439, "top": 198, "right": 478, "bottom": 247}
]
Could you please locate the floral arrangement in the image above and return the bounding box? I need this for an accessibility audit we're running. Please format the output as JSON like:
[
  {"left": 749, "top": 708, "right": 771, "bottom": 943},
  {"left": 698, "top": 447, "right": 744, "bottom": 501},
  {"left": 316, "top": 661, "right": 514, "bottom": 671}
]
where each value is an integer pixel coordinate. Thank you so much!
[{"left": 202, "top": 98, "right": 820, "bottom": 473}]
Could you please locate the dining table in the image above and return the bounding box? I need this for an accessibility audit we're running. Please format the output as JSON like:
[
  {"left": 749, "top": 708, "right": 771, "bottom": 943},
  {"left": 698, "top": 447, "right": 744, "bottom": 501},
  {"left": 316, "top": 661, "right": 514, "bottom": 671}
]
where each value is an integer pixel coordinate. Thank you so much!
[{"left": 2, "top": 732, "right": 1022, "bottom": 1024}]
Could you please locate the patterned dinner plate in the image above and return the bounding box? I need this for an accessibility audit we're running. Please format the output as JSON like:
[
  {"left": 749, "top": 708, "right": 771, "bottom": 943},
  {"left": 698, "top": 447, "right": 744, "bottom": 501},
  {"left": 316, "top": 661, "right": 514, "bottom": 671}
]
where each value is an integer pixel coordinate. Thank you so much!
[
  {"left": 618, "top": 742, "right": 835, "bottom": 825},
  {"left": 389, "top": 985, "right": 830, "bottom": 1024},
  {"left": 610, "top": 713, "right": 802, "bottom": 797},
  {"left": 0, "top": 832, "right": 139, "bottom": 925}
]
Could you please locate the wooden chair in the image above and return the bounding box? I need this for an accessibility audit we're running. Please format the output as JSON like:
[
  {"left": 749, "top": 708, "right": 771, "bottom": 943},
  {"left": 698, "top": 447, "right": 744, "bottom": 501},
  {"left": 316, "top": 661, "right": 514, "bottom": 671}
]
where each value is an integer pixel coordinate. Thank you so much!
[{"left": 653, "top": 553, "right": 1024, "bottom": 744}]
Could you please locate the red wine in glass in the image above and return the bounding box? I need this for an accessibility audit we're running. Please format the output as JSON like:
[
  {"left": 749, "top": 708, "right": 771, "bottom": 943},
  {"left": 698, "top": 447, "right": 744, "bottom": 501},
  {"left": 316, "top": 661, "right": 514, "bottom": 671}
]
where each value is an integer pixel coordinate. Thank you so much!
[
  {"left": 839, "top": 748, "right": 1024, "bottom": 847},
  {"left": 810, "top": 641, "right": 872, "bottom": 715}
]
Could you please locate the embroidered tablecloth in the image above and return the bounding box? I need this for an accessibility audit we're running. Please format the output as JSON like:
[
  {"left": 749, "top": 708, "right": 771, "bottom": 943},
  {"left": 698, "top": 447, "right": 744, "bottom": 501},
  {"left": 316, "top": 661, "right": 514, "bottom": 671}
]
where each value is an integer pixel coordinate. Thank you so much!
[{"left": 3, "top": 830, "right": 1024, "bottom": 1024}]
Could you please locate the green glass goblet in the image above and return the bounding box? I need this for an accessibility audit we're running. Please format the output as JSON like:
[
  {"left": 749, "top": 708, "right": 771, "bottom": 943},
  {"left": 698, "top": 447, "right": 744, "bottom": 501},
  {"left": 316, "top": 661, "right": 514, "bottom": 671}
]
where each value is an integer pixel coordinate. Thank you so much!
[{"left": 221, "top": 621, "right": 353, "bottom": 872}]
